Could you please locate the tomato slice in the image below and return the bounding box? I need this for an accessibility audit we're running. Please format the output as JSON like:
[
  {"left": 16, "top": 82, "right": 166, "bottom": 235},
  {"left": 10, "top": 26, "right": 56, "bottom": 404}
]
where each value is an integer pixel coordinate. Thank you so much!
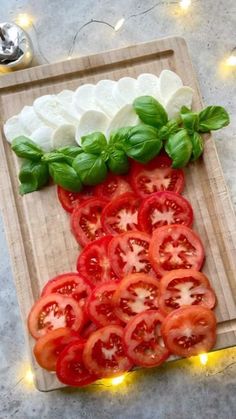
[
  {"left": 101, "top": 192, "right": 141, "bottom": 235},
  {"left": 76, "top": 236, "right": 117, "bottom": 287},
  {"left": 95, "top": 173, "right": 133, "bottom": 200},
  {"left": 81, "top": 322, "right": 98, "bottom": 339},
  {"left": 159, "top": 269, "right": 216, "bottom": 314},
  {"left": 130, "top": 154, "right": 185, "bottom": 198},
  {"left": 71, "top": 197, "right": 107, "bottom": 247},
  {"left": 108, "top": 231, "right": 154, "bottom": 278},
  {"left": 83, "top": 325, "right": 133, "bottom": 378},
  {"left": 138, "top": 191, "right": 193, "bottom": 234},
  {"left": 56, "top": 341, "right": 98, "bottom": 386},
  {"left": 123, "top": 310, "right": 170, "bottom": 367},
  {"left": 28, "top": 294, "right": 84, "bottom": 339},
  {"left": 161, "top": 306, "right": 216, "bottom": 357},
  {"left": 149, "top": 225, "right": 205, "bottom": 277},
  {"left": 33, "top": 327, "right": 82, "bottom": 371},
  {"left": 86, "top": 282, "right": 122, "bottom": 327},
  {"left": 113, "top": 273, "right": 159, "bottom": 323},
  {"left": 57, "top": 185, "right": 94, "bottom": 213},
  {"left": 41, "top": 273, "right": 91, "bottom": 311}
]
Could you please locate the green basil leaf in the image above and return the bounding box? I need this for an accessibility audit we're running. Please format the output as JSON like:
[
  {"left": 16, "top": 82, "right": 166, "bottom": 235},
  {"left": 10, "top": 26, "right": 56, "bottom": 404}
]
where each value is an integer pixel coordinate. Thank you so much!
[
  {"left": 159, "top": 119, "right": 180, "bottom": 140},
  {"left": 49, "top": 162, "right": 82, "bottom": 192},
  {"left": 19, "top": 160, "right": 49, "bottom": 195},
  {"left": 107, "top": 149, "right": 130, "bottom": 175},
  {"left": 123, "top": 124, "right": 162, "bottom": 163},
  {"left": 42, "top": 151, "right": 72, "bottom": 164},
  {"left": 73, "top": 153, "right": 107, "bottom": 185},
  {"left": 133, "top": 96, "right": 168, "bottom": 129},
  {"left": 11, "top": 136, "right": 43, "bottom": 161},
  {"left": 190, "top": 132, "right": 204, "bottom": 161},
  {"left": 180, "top": 107, "right": 199, "bottom": 133},
  {"left": 109, "top": 127, "right": 132, "bottom": 148},
  {"left": 81, "top": 132, "right": 107, "bottom": 154},
  {"left": 198, "top": 106, "right": 230, "bottom": 132},
  {"left": 165, "top": 129, "right": 192, "bottom": 168},
  {"left": 57, "top": 145, "right": 83, "bottom": 158}
]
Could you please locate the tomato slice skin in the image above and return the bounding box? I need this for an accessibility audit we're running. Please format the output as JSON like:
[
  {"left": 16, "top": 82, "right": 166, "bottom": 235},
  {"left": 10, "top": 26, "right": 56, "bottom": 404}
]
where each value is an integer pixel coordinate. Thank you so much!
[
  {"left": 101, "top": 192, "right": 141, "bottom": 235},
  {"left": 138, "top": 191, "right": 193, "bottom": 234},
  {"left": 56, "top": 341, "right": 98, "bottom": 386},
  {"left": 123, "top": 310, "right": 170, "bottom": 367},
  {"left": 76, "top": 236, "right": 117, "bottom": 287},
  {"left": 161, "top": 305, "right": 216, "bottom": 357},
  {"left": 159, "top": 269, "right": 216, "bottom": 314},
  {"left": 130, "top": 154, "right": 185, "bottom": 199},
  {"left": 28, "top": 293, "right": 85, "bottom": 339},
  {"left": 108, "top": 231, "right": 154, "bottom": 278},
  {"left": 113, "top": 273, "right": 159, "bottom": 323},
  {"left": 71, "top": 197, "right": 107, "bottom": 247},
  {"left": 33, "top": 327, "right": 83, "bottom": 371},
  {"left": 81, "top": 322, "right": 98, "bottom": 339},
  {"left": 149, "top": 224, "right": 205, "bottom": 277},
  {"left": 94, "top": 173, "right": 133, "bottom": 201},
  {"left": 83, "top": 325, "right": 133, "bottom": 378},
  {"left": 57, "top": 185, "right": 94, "bottom": 213},
  {"left": 86, "top": 282, "right": 122, "bottom": 327}
]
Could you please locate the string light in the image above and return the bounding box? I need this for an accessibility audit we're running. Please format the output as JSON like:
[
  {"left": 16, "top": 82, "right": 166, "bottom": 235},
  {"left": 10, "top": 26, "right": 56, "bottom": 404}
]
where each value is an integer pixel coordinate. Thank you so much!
[
  {"left": 15, "top": 13, "right": 33, "bottom": 29},
  {"left": 199, "top": 353, "right": 208, "bottom": 366},
  {"left": 114, "top": 18, "right": 125, "bottom": 32},
  {"left": 110, "top": 375, "right": 126, "bottom": 385},
  {"left": 179, "top": 0, "right": 191, "bottom": 10},
  {"left": 225, "top": 48, "right": 236, "bottom": 67}
]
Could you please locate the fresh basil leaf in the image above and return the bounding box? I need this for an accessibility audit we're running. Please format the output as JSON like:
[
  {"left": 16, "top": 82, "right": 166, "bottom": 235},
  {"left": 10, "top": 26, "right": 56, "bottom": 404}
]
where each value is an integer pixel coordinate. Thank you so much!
[
  {"left": 180, "top": 107, "right": 199, "bottom": 133},
  {"left": 165, "top": 129, "right": 192, "bottom": 168},
  {"left": 123, "top": 124, "right": 162, "bottom": 163},
  {"left": 107, "top": 149, "right": 130, "bottom": 175},
  {"left": 49, "top": 162, "right": 82, "bottom": 192},
  {"left": 81, "top": 132, "right": 107, "bottom": 154},
  {"left": 109, "top": 127, "right": 132, "bottom": 150},
  {"left": 42, "top": 151, "right": 72, "bottom": 164},
  {"left": 11, "top": 136, "right": 43, "bottom": 161},
  {"left": 159, "top": 119, "right": 180, "bottom": 140},
  {"left": 57, "top": 145, "right": 83, "bottom": 158},
  {"left": 73, "top": 152, "right": 107, "bottom": 185},
  {"left": 190, "top": 132, "right": 204, "bottom": 161},
  {"left": 19, "top": 160, "right": 49, "bottom": 195},
  {"left": 133, "top": 96, "right": 168, "bottom": 129},
  {"left": 198, "top": 106, "right": 230, "bottom": 132}
]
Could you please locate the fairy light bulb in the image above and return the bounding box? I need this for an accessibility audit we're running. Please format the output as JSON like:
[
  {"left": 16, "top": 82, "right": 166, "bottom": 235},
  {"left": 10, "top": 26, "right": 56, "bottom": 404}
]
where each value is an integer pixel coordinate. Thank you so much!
[
  {"left": 114, "top": 18, "right": 125, "bottom": 32},
  {"left": 111, "top": 375, "right": 125, "bottom": 385},
  {"left": 25, "top": 368, "right": 34, "bottom": 384},
  {"left": 225, "top": 48, "right": 236, "bottom": 67},
  {"left": 179, "top": 0, "right": 191, "bottom": 10},
  {"left": 15, "top": 13, "right": 33, "bottom": 29},
  {"left": 199, "top": 353, "right": 208, "bottom": 365}
]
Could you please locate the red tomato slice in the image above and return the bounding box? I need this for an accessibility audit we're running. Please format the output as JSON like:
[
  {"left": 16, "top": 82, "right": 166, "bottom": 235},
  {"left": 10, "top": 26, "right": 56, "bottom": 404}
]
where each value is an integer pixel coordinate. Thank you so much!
[
  {"left": 161, "top": 306, "right": 216, "bottom": 357},
  {"left": 95, "top": 173, "right": 133, "bottom": 200},
  {"left": 113, "top": 273, "right": 159, "bottom": 323},
  {"left": 86, "top": 282, "right": 122, "bottom": 327},
  {"left": 159, "top": 269, "right": 216, "bottom": 314},
  {"left": 81, "top": 322, "right": 98, "bottom": 339},
  {"left": 138, "top": 191, "right": 193, "bottom": 234},
  {"left": 130, "top": 154, "right": 185, "bottom": 198},
  {"left": 57, "top": 185, "right": 94, "bottom": 213},
  {"left": 83, "top": 325, "right": 133, "bottom": 378},
  {"left": 33, "top": 327, "right": 82, "bottom": 371},
  {"left": 71, "top": 197, "right": 107, "bottom": 247},
  {"left": 123, "top": 310, "right": 170, "bottom": 367},
  {"left": 149, "top": 225, "right": 205, "bottom": 277},
  {"left": 56, "top": 341, "right": 98, "bottom": 386},
  {"left": 76, "top": 236, "right": 117, "bottom": 287},
  {"left": 101, "top": 192, "right": 141, "bottom": 235},
  {"left": 28, "top": 294, "right": 84, "bottom": 339},
  {"left": 108, "top": 231, "right": 154, "bottom": 278},
  {"left": 41, "top": 273, "right": 91, "bottom": 311}
]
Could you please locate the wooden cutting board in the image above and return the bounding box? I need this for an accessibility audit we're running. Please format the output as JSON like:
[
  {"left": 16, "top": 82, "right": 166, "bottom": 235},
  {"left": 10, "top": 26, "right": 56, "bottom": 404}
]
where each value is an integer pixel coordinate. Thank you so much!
[{"left": 0, "top": 36, "right": 236, "bottom": 392}]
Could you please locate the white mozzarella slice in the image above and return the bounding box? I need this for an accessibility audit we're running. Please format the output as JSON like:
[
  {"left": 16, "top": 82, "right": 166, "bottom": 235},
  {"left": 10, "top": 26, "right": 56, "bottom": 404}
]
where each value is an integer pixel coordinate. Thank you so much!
[
  {"left": 3, "top": 115, "right": 30, "bottom": 143},
  {"left": 57, "top": 90, "right": 81, "bottom": 123},
  {"left": 75, "top": 110, "right": 110, "bottom": 145},
  {"left": 113, "top": 77, "right": 138, "bottom": 106},
  {"left": 165, "top": 86, "right": 194, "bottom": 119},
  {"left": 73, "top": 84, "right": 100, "bottom": 114},
  {"left": 159, "top": 70, "right": 183, "bottom": 104},
  {"left": 34, "top": 95, "right": 69, "bottom": 127},
  {"left": 95, "top": 79, "right": 120, "bottom": 118},
  {"left": 106, "top": 104, "right": 139, "bottom": 137},
  {"left": 137, "top": 73, "right": 162, "bottom": 102},
  {"left": 31, "top": 126, "right": 54, "bottom": 151},
  {"left": 57, "top": 90, "right": 74, "bottom": 105},
  {"left": 19, "top": 106, "right": 44, "bottom": 134},
  {"left": 52, "top": 124, "right": 76, "bottom": 149}
]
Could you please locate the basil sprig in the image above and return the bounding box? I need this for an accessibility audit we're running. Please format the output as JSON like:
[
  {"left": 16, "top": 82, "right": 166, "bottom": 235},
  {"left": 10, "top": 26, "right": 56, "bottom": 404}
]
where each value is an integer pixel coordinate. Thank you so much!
[
  {"left": 49, "top": 162, "right": 82, "bottom": 192},
  {"left": 12, "top": 136, "right": 44, "bottom": 161},
  {"left": 123, "top": 124, "right": 163, "bottom": 163},
  {"left": 19, "top": 161, "right": 49, "bottom": 195},
  {"left": 73, "top": 153, "right": 107, "bottom": 185},
  {"left": 133, "top": 96, "right": 168, "bottom": 128},
  {"left": 165, "top": 129, "right": 192, "bottom": 168},
  {"left": 198, "top": 106, "right": 230, "bottom": 132}
]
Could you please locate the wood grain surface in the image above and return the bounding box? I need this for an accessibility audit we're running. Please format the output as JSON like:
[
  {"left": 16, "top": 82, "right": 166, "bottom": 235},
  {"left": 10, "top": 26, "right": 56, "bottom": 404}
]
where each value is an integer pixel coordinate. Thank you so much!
[{"left": 0, "top": 37, "right": 236, "bottom": 391}]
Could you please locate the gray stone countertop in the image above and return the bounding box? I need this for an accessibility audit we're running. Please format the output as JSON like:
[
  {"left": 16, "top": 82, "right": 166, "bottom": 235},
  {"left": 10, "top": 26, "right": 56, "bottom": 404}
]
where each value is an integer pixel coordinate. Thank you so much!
[{"left": 0, "top": 1, "right": 236, "bottom": 418}]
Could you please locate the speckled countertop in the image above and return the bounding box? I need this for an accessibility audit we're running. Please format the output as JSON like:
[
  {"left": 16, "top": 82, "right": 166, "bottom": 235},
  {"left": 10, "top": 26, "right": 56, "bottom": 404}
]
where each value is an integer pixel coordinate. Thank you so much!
[{"left": 0, "top": 1, "right": 236, "bottom": 418}]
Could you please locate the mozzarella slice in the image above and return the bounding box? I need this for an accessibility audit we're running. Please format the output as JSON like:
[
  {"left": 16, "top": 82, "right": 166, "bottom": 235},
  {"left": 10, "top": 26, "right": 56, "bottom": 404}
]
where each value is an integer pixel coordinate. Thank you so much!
[
  {"left": 113, "top": 77, "right": 138, "bottom": 106},
  {"left": 165, "top": 86, "right": 194, "bottom": 119},
  {"left": 52, "top": 124, "right": 76, "bottom": 149},
  {"left": 57, "top": 90, "right": 74, "bottom": 105},
  {"left": 106, "top": 104, "right": 139, "bottom": 137},
  {"left": 19, "top": 106, "right": 45, "bottom": 134},
  {"left": 34, "top": 95, "right": 69, "bottom": 127},
  {"left": 57, "top": 90, "right": 81, "bottom": 123},
  {"left": 3, "top": 115, "right": 30, "bottom": 143},
  {"left": 75, "top": 110, "right": 110, "bottom": 145},
  {"left": 95, "top": 79, "right": 121, "bottom": 118},
  {"left": 73, "top": 84, "right": 100, "bottom": 114},
  {"left": 159, "top": 70, "right": 183, "bottom": 104},
  {"left": 30, "top": 126, "right": 54, "bottom": 151},
  {"left": 137, "top": 73, "right": 162, "bottom": 102}
]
